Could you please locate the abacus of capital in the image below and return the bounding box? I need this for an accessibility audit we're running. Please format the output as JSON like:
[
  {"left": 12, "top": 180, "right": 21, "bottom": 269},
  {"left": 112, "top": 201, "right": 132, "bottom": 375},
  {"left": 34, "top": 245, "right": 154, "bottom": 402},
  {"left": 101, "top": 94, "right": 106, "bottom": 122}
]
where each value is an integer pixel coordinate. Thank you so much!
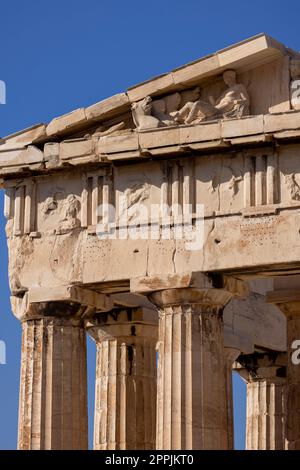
[{"left": 2, "top": 34, "right": 300, "bottom": 450}]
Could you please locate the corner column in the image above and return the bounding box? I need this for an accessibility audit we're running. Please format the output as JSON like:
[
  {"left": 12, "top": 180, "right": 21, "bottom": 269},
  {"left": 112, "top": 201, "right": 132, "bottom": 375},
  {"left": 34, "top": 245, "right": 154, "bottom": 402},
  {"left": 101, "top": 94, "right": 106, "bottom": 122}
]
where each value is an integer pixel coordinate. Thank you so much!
[
  {"left": 18, "top": 316, "right": 88, "bottom": 450},
  {"left": 235, "top": 352, "right": 286, "bottom": 450},
  {"left": 12, "top": 285, "right": 111, "bottom": 450},
  {"left": 150, "top": 284, "right": 239, "bottom": 450},
  {"left": 86, "top": 308, "right": 158, "bottom": 450}
]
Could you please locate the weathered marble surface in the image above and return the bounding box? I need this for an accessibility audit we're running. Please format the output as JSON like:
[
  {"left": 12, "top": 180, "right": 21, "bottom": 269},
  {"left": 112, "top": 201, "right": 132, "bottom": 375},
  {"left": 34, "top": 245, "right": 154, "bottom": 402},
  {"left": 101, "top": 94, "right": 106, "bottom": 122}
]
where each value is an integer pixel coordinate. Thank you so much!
[{"left": 2, "top": 33, "right": 300, "bottom": 451}]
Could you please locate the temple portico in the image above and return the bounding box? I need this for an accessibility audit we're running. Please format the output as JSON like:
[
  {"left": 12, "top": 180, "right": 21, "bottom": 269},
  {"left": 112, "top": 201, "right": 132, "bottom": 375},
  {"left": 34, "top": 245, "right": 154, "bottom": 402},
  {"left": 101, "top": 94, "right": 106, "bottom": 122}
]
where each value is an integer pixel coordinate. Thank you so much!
[{"left": 2, "top": 34, "right": 300, "bottom": 449}]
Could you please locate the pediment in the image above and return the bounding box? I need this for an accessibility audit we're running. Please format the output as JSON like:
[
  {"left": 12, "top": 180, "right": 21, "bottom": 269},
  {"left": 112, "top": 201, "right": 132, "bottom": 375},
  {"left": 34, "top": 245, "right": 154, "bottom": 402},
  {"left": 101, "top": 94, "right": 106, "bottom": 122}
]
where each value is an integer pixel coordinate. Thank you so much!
[
  {"left": 1, "top": 32, "right": 300, "bottom": 175},
  {"left": 0, "top": 34, "right": 298, "bottom": 142}
]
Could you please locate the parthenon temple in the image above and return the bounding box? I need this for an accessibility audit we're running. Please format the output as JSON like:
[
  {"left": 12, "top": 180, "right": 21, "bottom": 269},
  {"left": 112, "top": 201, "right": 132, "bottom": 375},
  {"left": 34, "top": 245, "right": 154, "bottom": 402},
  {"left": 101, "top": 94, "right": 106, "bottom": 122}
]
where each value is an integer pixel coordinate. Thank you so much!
[{"left": 2, "top": 34, "right": 300, "bottom": 450}]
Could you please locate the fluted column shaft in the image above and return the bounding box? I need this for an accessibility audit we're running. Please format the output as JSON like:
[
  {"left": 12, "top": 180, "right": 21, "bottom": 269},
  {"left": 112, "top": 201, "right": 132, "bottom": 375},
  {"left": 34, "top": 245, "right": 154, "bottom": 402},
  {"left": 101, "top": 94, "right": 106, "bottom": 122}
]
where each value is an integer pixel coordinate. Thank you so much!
[
  {"left": 151, "top": 287, "right": 234, "bottom": 450},
  {"left": 266, "top": 279, "right": 300, "bottom": 449},
  {"left": 236, "top": 352, "right": 286, "bottom": 450},
  {"left": 87, "top": 309, "right": 158, "bottom": 450},
  {"left": 246, "top": 376, "right": 286, "bottom": 449},
  {"left": 18, "top": 317, "right": 88, "bottom": 450},
  {"left": 274, "top": 307, "right": 300, "bottom": 449}
]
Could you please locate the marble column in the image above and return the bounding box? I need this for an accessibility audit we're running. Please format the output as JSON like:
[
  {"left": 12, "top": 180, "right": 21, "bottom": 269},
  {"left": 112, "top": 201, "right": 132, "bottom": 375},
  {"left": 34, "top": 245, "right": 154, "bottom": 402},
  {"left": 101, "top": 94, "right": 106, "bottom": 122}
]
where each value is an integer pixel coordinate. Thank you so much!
[
  {"left": 18, "top": 316, "right": 88, "bottom": 450},
  {"left": 236, "top": 352, "right": 286, "bottom": 450},
  {"left": 270, "top": 302, "right": 300, "bottom": 449},
  {"left": 266, "top": 278, "right": 300, "bottom": 450},
  {"left": 150, "top": 287, "right": 235, "bottom": 450},
  {"left": 224, "top": 347, "right": 240, "bottom": 449},
  {"left": 284, "top": 309, "right": 300, "bottom": 449},
  {"left": 87, "top": 308, "right": 158, "bottom": 450}
]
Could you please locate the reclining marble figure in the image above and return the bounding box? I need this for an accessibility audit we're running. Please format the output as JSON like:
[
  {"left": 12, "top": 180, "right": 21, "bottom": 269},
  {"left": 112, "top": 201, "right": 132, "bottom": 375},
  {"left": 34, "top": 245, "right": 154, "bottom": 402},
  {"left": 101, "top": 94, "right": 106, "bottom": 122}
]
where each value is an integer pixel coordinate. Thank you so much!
[
  {"left": 172, "top": 69, "right": 250, "bottom": 124},
  {"left": 132, "top": 70, "right": 250, "bottom": 130}
]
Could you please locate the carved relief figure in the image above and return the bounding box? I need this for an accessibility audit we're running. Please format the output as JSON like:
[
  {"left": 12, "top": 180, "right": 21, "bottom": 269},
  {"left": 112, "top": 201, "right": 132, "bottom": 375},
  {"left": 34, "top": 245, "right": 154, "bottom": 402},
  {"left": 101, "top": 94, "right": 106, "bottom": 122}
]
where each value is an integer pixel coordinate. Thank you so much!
[
  {"left": 9, "top": 237, "right": 34, "bottom": 296},
  {"left": 151, "top": 92, "right": 181, "bottom": 126},
  {"left": 131, "top": 70, "right": 250, "bottom": 130},
  {"left": 43, "top": 196, "right": 58, "bottom": 215},
  {"left": 91, "top": 121, "right": 128, "bottom": 137},
  {"left": 172, "top": 70, "right": 250, "bottom": 124},
  {"left": 131, "top": 96, "right": 162, "bottom": 130},
  {"left": 57, "top": 194, "right": 81, "bottom": 232},
  {"left": 228, "top": 174, "right": 243, "bottom": 197},
  {"left": 212, "top": 70, "right": 250, "bottom": 118},
  {"left": 285, "top": 173, "right": 300, "bottom": 201},
  {"left": 42, "top": 193, "right": 81, "bottom": 233},
  {"left": 290, "top": 59, "right": 300, "bottom": 111},
  {"left": 118, "top": 181, "right": 151, "bottom": 224},
  {"left": 147, "top": 89, "right": 203, "bottom": 126}
]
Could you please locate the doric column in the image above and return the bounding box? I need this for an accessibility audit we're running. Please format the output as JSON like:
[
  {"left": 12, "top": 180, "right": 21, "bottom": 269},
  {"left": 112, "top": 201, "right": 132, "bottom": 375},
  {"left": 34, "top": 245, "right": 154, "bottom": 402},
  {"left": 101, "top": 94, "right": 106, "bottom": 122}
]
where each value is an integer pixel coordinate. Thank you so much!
[
  {"left": 11, "top": 285, "right": 112, "bottom": 450},
  {"left": 284, "top": 308, "right": 300, "bottom": 450},
  {"left": 150, "top": 283, "right": 241, "bottom": 450},
  {"left": 224, "top": 347, "right": 240, "bottom": 449},
  {"left": 18, "top": 317, "right": 88, "bottom": 450},
  {"left": 86, "top": 307, "right": 158, "bottom": 450},
  {"left": 235, "top": 352, "right": 286, "bottom": 450},
  {"left": 267, "top": 281, "right": 300, "bottom": 450}
]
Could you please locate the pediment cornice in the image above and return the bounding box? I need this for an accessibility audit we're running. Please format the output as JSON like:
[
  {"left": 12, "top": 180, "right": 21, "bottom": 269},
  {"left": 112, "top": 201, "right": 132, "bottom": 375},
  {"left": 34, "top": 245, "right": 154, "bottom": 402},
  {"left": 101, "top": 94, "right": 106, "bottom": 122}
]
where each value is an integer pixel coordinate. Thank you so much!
[{"left": 1, "top": 33, "right": 297, "bottom": 151}]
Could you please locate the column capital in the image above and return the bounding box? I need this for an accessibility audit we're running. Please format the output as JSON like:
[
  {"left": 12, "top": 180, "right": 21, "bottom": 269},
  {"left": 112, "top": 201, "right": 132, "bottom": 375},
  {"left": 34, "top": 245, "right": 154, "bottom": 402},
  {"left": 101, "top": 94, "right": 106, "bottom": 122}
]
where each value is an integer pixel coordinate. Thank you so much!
[
  {"left": 149, "top": 287, "right": 234, "bottom": 312},
  {"left": 86, "top": 307, "right": 158, "bottom": 343},
  {"left": 131, "top": 272, "right": 248, "bottom": 297},
  {"left": 235, "top": 351, "right": 287, "bottom": 383},
  {"left": 224, "top": 346, "right": 240, "bottom": 364},
  {"left": 142, "top": 273, "right": 247, "bottom": 313},
  {"left": 11, "top": 285, "right": 113, "bottom": 323}
]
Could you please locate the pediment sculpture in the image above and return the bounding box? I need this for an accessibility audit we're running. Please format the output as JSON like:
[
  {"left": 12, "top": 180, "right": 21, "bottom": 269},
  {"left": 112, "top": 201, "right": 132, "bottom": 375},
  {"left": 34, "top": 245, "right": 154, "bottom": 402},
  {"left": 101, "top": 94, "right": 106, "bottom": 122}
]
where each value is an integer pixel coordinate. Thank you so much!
[
  {"left": 290, "top": 59, "right": 300, "bottom": 111},
  {"left": 132, "top": 69, "right": 250, "bottom": 131}
]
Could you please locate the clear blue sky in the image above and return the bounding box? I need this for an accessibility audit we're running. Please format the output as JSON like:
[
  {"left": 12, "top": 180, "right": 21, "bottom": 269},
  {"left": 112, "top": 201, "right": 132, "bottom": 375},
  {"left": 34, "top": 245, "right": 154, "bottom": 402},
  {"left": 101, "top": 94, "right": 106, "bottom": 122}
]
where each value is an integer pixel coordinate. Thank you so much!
[{"left": 0, "top": 0, "right": 298, "bottom": 450}]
